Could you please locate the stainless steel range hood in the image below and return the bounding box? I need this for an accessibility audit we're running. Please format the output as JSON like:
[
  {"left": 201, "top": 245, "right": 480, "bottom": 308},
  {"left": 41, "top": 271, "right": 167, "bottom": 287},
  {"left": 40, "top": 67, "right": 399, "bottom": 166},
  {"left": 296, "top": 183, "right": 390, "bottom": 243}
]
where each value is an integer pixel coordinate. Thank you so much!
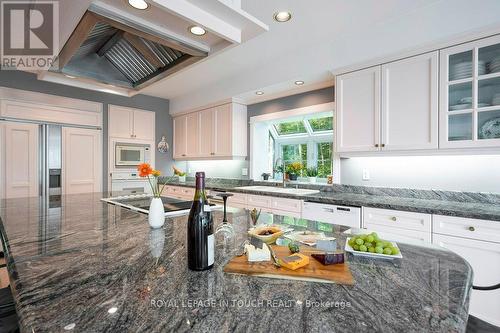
[{"left": 51, "top": 8, "right": 208, "bottom": 91}]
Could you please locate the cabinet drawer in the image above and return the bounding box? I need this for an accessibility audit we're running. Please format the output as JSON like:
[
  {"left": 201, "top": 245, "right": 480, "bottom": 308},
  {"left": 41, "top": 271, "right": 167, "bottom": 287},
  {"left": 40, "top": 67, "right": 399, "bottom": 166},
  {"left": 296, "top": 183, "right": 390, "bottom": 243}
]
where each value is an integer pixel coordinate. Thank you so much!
[
  {"left": 362, "top": 225, "right": 431, "bottom": 244},
  {"left": 247, "top": 195, "right": 272, "bottom": 209},
  {"left": 181, "top": 187, "right": 195, "bottom": 198},
  {"left": 228, "top": 192, "right": 247, "bottom": 205},
  {"left": 433, "top": 215, "right": 500, "bottom": 243},
  {"left": 271, "top": 197, "right": 302, "bottom": 213},
  {"left": 363, "top": 207, "right": 431, "bottom": 232}
]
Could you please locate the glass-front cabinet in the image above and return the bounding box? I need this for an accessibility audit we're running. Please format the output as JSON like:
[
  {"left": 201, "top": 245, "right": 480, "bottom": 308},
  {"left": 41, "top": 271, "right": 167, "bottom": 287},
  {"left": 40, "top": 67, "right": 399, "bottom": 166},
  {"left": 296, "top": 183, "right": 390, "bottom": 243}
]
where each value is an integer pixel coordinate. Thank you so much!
[{"left": 440, "top": 34, "right": 500, "bottom": 147}]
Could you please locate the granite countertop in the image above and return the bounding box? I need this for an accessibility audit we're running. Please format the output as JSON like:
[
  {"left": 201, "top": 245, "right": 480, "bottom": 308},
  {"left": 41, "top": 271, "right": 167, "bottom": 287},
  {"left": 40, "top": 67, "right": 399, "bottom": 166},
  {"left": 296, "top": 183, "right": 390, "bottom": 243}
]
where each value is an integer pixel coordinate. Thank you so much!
[
  {"left": 160, "top": 178, "right": 500, "bottom": 221},
  {"left": 0, "top": 193, "right": 472, "bottom": 332}
]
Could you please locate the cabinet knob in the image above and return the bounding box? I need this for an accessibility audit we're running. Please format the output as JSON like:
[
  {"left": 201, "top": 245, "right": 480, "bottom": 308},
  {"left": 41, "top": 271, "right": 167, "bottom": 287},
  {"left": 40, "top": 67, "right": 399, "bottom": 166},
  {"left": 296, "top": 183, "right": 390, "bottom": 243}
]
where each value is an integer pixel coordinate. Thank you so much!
[
  {"left": 182, "top": 154, "right": 186, "bottom": 157},
  {"left": 468, "top": 226, "right": 475, "bottom": 232},
  {"left": 381, "top": 144, "right": 386, "bottom": 148},
  {"left": 375, "top": 144, "right": 379, "bottom": 148},
  {"left": 391, "top": 216, "right": 397, "bottom": 221},
  {"left": 211, "top": 152, "right": 215, "bottom": 155}
]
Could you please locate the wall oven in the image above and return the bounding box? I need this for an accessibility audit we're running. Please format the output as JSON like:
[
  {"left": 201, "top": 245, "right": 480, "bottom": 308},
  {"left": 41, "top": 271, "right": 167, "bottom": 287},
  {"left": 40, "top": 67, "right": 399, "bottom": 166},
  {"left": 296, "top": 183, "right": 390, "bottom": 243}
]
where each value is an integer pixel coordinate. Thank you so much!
[{"left": 115, "top": 143, "right": 151, "bottom": 166}]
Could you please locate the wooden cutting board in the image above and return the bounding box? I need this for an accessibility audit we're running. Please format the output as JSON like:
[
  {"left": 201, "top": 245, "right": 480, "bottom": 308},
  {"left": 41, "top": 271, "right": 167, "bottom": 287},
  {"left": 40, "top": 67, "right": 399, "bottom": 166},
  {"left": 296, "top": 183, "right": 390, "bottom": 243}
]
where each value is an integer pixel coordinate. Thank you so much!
[{"left": 224, "top": 246, "right": 354, "bottom": 285}]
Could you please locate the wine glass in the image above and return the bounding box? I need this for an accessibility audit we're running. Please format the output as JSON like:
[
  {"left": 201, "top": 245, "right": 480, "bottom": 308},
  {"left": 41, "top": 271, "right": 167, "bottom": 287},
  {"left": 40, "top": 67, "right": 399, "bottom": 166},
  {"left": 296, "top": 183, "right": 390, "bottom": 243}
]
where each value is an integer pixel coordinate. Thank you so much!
[{"left": 215, "top": 193, "right": 235, "bottom": 245}]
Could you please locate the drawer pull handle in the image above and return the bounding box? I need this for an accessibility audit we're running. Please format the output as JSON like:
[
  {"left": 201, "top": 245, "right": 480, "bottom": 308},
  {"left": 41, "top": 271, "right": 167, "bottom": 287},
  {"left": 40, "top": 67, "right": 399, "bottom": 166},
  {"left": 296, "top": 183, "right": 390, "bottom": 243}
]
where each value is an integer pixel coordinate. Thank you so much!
[
  {"left": 391, "top": 216, "right": 397, "bottom": 221},
  {"left": 337, "top": 207, "right": 351, "bottom": 212},
  {"left": 323, "top": 208, "right": 335, "bottom": 213},
  {"left": 468, "top": 226, "right": 475, "bottom": 232}
]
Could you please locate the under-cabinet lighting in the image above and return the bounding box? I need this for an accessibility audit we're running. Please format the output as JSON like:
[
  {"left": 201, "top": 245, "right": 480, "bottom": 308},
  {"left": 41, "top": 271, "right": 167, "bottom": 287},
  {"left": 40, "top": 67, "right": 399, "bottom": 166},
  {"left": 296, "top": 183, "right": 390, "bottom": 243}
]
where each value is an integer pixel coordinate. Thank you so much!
[
  {"left": 273, "top": 11, "right": 292, "bottom": 22},
  {"left": 189, "top": 26, "right": 206, "bottom": 36},
  {"left": 128, "top": 0, "right": 149, "bottom": 10}
]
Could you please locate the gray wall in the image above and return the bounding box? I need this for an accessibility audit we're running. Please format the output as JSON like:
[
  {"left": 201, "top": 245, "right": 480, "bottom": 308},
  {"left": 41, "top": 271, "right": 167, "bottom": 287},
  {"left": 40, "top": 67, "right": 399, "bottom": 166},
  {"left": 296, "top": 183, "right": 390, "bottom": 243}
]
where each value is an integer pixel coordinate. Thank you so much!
[
  {"left": 246, "top": 86, "right": 335, "bottom": 158},
  {"left": 0, "top": 70, "right": 173, "bottom": 191},
  {"left": 247, "top": 87, "right": 334, "bottom": 117}
]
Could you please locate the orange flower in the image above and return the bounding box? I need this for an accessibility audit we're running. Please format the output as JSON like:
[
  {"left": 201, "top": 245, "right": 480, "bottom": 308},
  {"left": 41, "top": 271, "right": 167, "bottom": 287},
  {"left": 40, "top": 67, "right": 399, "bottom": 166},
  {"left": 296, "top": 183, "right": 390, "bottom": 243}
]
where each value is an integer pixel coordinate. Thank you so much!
[
  {"left": 137, "top": 163, "right": 153, "bottom": 177},
  {"left": 152, "top": 170, "right": 161, "bottom": 177}
]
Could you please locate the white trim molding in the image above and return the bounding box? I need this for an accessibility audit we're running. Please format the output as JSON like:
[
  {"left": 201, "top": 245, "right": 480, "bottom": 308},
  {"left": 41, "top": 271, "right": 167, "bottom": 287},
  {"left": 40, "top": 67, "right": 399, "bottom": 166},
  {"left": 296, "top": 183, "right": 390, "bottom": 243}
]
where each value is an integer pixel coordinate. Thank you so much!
[
  {"left": 0, "top": 87, "right": 103, "bottom": 128},
  {"left": 249, "top": 102, "right": 334, "bottom": 124}
]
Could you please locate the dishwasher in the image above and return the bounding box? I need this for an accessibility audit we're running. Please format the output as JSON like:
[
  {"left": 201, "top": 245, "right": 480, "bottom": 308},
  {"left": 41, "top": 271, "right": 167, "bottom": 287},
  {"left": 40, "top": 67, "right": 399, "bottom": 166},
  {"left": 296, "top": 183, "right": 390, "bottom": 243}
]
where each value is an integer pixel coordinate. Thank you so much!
[{"left": 302, "top": 202, "right": 361, "bottom": 228}]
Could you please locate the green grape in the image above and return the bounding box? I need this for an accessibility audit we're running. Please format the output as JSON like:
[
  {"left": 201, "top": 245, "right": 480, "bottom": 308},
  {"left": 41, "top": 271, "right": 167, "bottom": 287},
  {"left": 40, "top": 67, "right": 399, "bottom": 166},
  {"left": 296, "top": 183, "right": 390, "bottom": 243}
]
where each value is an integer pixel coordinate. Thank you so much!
[
  {"left": 391, "top": 247, "right": 400, "bottom": 255},
  {"left": 375, "top": 246, "right": 383, "bottom": 254},
  {"left": 353, "top": 244, "right": 360, "bottom": 251},
  {"left": 371, "top": 232, "right": 379, "bottom": 241},
  {"left": 359, "top": 245, "right": 367, "bottom": 252},
  {"left": 375, "top": 242, "right": 384, "bottom": 248},
  {"left": 366, "top": 235, "right": 374, "bottom": 243},
  {"left": 383, "top": 241, "right": 392, "bottom": 248},
  {"left": 355, "top": 238, "right": 364, "bottom": 245},
  {"left": 364, "top": 242, "right": 373, "bottom": 248},
  {"left": 359, "top": 234, "right": 367, "bottom": 240},
  {"left": 368, "top": 247, "right": 375, "bottom": 253},
  {"left": 383, "top": 248, "right": 392, "bottom": 255},
  {"left": 348, "top": 238, "right": 356, "bottom": 247}
]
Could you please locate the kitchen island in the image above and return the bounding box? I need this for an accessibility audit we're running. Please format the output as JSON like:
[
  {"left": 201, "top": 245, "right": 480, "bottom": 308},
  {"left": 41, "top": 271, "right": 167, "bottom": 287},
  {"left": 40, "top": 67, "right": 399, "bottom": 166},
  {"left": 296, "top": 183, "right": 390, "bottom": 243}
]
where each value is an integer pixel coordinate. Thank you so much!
[{"left": 0, "top": 193, "right": 472, "bottom": 332}]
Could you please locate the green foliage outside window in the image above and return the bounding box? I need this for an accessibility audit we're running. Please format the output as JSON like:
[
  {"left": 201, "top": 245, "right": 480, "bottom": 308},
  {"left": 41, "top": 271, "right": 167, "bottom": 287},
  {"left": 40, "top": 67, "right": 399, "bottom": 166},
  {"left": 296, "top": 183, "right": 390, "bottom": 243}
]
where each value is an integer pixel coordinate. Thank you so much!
[
  {"left": 317, "top": 142, "right": 333, "bottom": 178},
  {"left": 308, "top": 116, "right": 333, "bottom": 132},
  {"left": 274, "top": 121, "right": 307, "bottom": 135},
  {"left": 282, "top": 144, "right": 307, "bottom": 176}
]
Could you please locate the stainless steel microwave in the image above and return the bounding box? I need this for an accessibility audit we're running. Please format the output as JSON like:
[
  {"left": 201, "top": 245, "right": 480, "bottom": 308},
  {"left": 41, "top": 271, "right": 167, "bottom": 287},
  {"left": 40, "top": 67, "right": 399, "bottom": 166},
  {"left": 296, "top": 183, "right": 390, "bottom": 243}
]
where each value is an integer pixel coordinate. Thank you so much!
[{"left": 115, "top": 143, "right": 151, "bottom": 166}]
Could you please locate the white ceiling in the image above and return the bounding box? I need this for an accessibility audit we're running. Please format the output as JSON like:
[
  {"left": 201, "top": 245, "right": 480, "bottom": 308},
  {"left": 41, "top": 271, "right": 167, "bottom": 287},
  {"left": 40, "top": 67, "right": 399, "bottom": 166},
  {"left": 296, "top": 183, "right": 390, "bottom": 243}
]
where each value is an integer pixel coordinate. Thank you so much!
[{"left": 135, "top": 0, "right": 500, "bottom": 114}]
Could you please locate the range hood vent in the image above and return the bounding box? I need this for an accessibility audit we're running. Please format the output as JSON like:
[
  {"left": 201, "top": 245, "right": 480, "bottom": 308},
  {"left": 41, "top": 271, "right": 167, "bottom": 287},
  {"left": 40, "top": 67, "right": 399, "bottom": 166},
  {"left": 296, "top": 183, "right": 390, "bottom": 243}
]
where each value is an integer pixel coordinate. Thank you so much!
[{"left": 51, "top": 11, "right": 207, "bottom": 91}]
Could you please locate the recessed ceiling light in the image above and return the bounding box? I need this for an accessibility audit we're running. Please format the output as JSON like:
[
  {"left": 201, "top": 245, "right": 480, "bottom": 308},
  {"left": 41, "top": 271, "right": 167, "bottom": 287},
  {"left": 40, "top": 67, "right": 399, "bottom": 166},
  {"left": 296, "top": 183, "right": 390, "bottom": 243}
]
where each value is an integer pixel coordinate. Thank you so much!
[
  {"left": 294, "top": 80, "right": 304, "bottom": 85},
  {"left": 273, "top": 11, "right": 292, "bottom": 22},
  {"left": 189, "top": 26, "right": 206, "bottom": 36},
  {"left": 128, "top": 0, "right": 149, "bottom": 10},
  {"left": 255, "top": 91, "right": 264, "bottom": 95}
]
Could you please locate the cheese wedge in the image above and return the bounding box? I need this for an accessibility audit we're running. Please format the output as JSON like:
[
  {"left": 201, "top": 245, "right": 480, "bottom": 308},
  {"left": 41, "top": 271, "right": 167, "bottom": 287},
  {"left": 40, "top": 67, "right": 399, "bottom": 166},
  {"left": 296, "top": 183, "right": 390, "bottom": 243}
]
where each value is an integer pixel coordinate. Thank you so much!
[
  {"left": 279, "top": 253, "right": 310, "bottom": 270},
  {"left": 245, "top": 244, "right": 271, "bottom": 262}
]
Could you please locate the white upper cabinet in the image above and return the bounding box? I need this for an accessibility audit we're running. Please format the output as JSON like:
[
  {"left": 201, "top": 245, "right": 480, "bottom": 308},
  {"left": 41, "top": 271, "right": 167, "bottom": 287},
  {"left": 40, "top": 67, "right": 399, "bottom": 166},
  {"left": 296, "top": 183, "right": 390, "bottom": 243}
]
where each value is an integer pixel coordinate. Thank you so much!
[
  {"left": 173, "top": 115, "right": 187, "bottom": 158},
  {"left": 173, "top": 102, "right": 247, "bottom": 160},
  {"left": 185, "top": 112, "right": 200, "bottom": 157},
  {"left": 108, "top": 105, "right": 155, "bottom": 141},
  {"left": 440, "top": 34, "right": 500, "bottom": 148},
  {"left": 381, "top": 51, "right": 438, "bottom": 150},
  {"left": 336, "top": 52, "right": 439, "bottom": 153},
  {"left": 336, "top": 66, "right": 381, "bottom": 152}
]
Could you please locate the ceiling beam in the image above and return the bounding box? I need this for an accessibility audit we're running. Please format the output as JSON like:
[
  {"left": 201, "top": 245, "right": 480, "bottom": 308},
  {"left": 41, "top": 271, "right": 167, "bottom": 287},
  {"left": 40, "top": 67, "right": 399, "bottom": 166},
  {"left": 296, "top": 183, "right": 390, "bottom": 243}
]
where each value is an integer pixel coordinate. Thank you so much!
[
  {"left": 122, "top": 32, "right": 163, "bottom": 68},
  {"left": 55, "top": 11, "right": 98, "bottom": 69}
]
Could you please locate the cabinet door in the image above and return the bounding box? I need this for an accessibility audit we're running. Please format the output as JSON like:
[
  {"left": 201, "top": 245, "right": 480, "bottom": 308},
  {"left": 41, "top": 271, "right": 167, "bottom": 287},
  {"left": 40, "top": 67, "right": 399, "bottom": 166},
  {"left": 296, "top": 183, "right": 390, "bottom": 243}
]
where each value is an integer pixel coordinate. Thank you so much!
[
  {"left": 214, "top": 104, "right": 233, "bottom": 156},
  {"left": 3, "top": 122, "right": 39, "bottom": 198},
  {"left": 199, "top": 109, "right": 215, "bottom": 157},
  {"left": 381, "top": 52, "right": 438, "bottom": 150},
  {"left": 433, "top": 234, "right": 500, "bottom": 326},
  {"left": 132, "top": 110, "right": 155, "bottom": 141},
  {"left": 108, "top": 107, "right": 133, "bottom": 139},
  {"left": 173, "top": 116, "right": 187, "bottom": 159},
  {"left": 440, "top": 34, "right": 500, "bottom": 148},
  {"left": 185, "top": 112, "right": 200, "bottom": 157},
  {"left": 336, "top": 66, "right": 381, "bottom": 152},
  {"left": 62, "top": 127, "right": 102, "bottom": 194}
]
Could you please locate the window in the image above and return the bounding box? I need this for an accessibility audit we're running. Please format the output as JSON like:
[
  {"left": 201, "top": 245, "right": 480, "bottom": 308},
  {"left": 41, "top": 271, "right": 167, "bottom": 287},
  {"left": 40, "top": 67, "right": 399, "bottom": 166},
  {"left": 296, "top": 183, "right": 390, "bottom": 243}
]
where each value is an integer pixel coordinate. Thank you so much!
[
  {"left": 308, "top": 116, "right": 333, "bottom": 132},
  {"left": 271, "top": 112, "right": 334, "bottom": 180},
  {"left": 267, "top": 132, "right": 275, "bottom": 173},
  {"left": 317, "top": 142, "right": 332, "bottom": 177},
  {"left": 282, "top": 144, "right": 307, "bottom": 175},
  {"left": 274, "top": 120, "right": 307, "bottom": 135}
]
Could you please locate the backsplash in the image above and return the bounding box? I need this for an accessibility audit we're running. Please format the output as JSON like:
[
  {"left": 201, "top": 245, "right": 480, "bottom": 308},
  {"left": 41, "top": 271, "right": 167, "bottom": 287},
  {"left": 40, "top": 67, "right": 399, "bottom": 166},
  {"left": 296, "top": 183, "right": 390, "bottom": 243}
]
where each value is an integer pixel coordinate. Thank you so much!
[
  {"left": 172, "top": 160, "right": 250, "bottom": 179},
  {"left": 340, "top": 155, "right": 500, "bottom": 194}
]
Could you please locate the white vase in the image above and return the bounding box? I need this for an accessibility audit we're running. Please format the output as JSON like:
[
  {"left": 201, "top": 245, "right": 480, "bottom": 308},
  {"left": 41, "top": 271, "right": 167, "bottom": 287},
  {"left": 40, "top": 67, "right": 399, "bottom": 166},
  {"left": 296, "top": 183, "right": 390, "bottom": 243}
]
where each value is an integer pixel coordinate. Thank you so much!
[
  {"left": 148, "top": 197, "right": 165, "bottom": 229},
  {"left": 309, "top": 177, "right": 317, "bottom": 183}
]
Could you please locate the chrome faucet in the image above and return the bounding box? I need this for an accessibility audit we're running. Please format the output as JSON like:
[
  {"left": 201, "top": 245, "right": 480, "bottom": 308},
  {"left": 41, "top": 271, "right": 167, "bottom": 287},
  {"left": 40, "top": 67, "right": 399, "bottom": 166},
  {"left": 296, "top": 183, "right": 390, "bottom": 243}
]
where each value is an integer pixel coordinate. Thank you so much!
[{"left": 274, "top": 158, "right": 286, "bottom": 188}]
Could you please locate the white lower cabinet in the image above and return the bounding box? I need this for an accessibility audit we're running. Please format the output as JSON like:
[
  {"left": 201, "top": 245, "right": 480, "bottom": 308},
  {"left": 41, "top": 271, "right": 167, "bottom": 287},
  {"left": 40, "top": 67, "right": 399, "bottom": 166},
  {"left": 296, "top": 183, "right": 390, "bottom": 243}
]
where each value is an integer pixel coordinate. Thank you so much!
[
  {"left": 231, "top": 194, "right": 302, "bottom": 218},
  {"left": 302, "top": 202, "right": 361, "bottom": 228},
  {"left": 433, "top": 232, "right": 500, "bottom": 327},
  {"left": 162, "top": 186, "right": 194, "bottom": 200},
  {"left": 363, "top": 207, "right": 432, "bottom": 242}
]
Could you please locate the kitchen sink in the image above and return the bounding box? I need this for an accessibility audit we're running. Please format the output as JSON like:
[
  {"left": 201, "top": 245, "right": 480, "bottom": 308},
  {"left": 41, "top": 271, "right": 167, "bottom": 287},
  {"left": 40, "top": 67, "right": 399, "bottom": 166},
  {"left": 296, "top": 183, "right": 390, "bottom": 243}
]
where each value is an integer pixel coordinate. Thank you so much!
[{"left": 235, "top": 186, "right": 319, "bottom": 196}]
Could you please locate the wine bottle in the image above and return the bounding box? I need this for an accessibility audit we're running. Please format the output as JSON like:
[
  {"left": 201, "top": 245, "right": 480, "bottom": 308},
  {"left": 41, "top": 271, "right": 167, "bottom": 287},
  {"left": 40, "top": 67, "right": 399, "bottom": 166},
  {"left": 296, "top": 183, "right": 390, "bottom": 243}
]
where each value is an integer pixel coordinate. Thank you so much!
[{"left": 187, "top": 172, "right": 214, "bottom": 271}]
